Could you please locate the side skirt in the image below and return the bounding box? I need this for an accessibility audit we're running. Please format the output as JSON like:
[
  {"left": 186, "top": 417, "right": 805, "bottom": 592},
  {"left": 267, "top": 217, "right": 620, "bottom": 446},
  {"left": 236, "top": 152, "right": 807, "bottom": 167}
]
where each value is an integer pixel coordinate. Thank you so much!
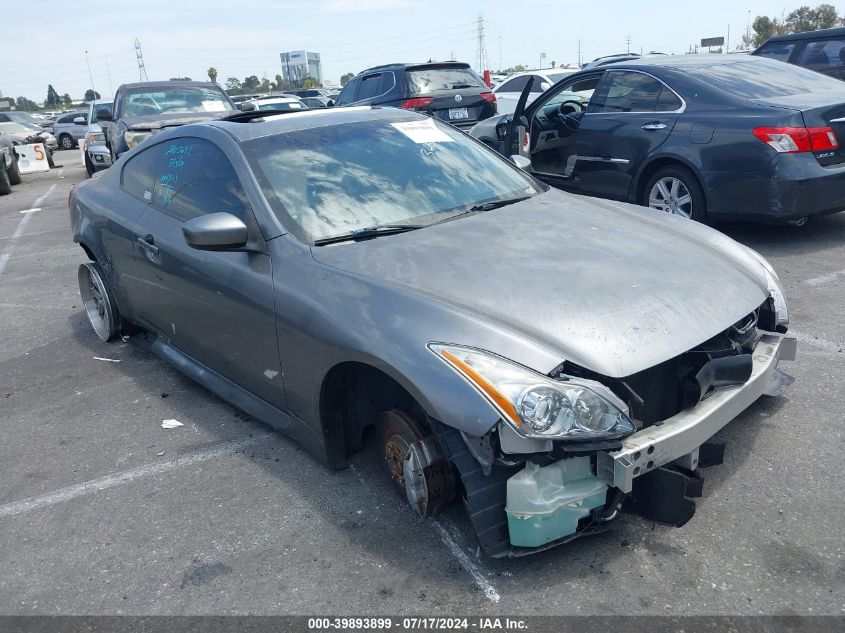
[{"left": 131, "top": 333, "right": 334, "bottom": 468}]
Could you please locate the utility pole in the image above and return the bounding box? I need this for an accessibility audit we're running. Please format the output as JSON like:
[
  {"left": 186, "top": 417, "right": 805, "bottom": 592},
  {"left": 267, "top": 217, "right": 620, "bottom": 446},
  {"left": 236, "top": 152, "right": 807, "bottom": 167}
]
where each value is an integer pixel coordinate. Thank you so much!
[
  {"left": 135, "top": 38, "right": 148, "bottom": 82},
  {"left": 578, "top": 39, "right": 582, "bottom": 67},
  {"left": 626, "top": 35, "right": 631, "bottom": 53},
  {"left": 105, "top": 55, "right": 114, "bottom": 96},
  {"left": 475, "top": 14, "right": 489, "bottom": 73},
  {"left": 84, "top": 50, "right": 96, "bottom": 96},
  {"left": 499, "top": 35, "right": 502, "bottom": 72},
  {"left": 727, "top": 24, "right": 730, "bottom": 53},
  {"left": 746, "top": 9, "right": 751, "bottom": 40}
]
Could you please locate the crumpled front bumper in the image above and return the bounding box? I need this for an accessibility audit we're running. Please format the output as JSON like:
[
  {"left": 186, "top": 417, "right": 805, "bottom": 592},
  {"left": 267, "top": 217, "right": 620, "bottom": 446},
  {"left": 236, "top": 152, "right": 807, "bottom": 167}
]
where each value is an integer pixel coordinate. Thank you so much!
[{"left": 596, "top": 332, "right": 797, "bottom": 494}]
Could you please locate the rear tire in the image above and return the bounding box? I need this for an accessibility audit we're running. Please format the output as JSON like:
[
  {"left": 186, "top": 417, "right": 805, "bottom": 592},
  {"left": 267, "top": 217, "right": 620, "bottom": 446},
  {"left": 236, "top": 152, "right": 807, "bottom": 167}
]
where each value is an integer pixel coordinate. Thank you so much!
[
  {"left": 8, "top": 154, "right": 22, "bottom": 185},
  {"left": 77, "top": 263, "right": 120, "bottom": 341},
  {"left": 0, "top": 158, "right": 11, "bottom": 195},
  {"left": 59, "top": 134, "right": 74, "bottom": 150},
  {"left": 642, "top": 165, "right": 706, "bottom": 222}
]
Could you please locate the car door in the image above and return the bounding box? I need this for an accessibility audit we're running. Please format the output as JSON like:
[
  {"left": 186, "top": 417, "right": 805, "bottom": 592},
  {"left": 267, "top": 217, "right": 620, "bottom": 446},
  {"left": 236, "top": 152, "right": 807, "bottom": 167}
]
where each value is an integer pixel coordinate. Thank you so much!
[
  {"left": 350, "top": 72, "right": 382, "bottom": 105},
  {"left": 574, "top": 69, "right": 683, "bottom": 200},
  {"left": 129, "top": 135, "right": 284, "bottom": 408},
  {"left": 523, "top": 73, "right": 603, "bottom": 191}
]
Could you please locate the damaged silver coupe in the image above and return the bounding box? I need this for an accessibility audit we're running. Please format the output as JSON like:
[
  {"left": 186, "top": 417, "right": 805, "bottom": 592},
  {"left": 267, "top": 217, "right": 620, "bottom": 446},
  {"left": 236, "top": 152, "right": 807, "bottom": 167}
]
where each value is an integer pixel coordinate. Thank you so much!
[{"left": 69, "top": 107, "right": 796, "bottom": 556}]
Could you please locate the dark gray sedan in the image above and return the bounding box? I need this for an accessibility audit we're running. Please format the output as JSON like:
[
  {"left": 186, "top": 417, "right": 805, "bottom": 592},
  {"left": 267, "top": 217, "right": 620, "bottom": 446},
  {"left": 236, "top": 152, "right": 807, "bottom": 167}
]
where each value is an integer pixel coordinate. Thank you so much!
[{"left": 69, "top": 107, "right": 796, "bottom": 557}]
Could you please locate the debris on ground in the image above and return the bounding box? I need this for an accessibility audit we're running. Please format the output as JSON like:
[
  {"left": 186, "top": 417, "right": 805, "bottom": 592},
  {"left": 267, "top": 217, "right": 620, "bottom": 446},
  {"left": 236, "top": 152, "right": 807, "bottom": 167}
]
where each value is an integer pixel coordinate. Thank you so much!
[
  {"left": 93, "top": 357, "right": 121, "bottom": 363},
  {"left": 161, "top": 419, "right": 184, "bottom": 429}
]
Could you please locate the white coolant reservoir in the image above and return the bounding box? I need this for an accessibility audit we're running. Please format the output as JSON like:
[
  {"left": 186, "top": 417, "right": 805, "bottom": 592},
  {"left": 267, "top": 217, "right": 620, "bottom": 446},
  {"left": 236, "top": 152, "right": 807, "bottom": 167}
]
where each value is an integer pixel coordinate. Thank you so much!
[{"left": 506, "top": 457, "right": 608, "bottom": 548}]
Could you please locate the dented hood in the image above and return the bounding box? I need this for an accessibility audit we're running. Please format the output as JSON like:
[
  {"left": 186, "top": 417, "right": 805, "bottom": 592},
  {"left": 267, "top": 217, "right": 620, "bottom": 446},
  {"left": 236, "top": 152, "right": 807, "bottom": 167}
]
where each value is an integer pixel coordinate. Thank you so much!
[{"left": 311, "top": 189, "right": 769, "bottom": 378}]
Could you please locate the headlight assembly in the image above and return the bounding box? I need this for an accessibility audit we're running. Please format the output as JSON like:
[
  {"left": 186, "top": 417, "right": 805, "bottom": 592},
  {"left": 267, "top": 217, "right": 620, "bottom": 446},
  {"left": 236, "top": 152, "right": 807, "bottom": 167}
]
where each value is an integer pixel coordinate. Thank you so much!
[
  {"left": 124, "top": 130, "right": 152, "bottom": 149},
  {"left": 430, "top": 344, "right": 636, "bottom": 441},
  {"left": 86, "top": 132, "right": 105, "bottom": 144},
  {"left": 745, "top": 248, "right": 788, "bottom": 327}
]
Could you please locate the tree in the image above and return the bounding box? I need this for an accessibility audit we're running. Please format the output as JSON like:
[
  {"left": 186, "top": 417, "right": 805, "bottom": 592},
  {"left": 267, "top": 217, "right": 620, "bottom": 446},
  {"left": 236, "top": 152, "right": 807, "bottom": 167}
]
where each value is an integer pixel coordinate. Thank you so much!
[
  {"left": 748, "top": 4, "right": 843, "bottom": 47},
  {"left": 15, "top": 96, "right": 38, "bottom": 112},
  {"left": 46, "top": 84, "right": 60, "bottom": 107},
  {"left": 225, "top": 77, "right": 242, "bottom": 92},
  {"left": 811, "top": 3, "right": 839, "bottom": 29},
  {"left": 207, "top": 67, "right": 218, "bottom": 84},
  {"left": 242, "top": 75, "right": 260, "bottom": 91},
  {"left": 785, "top": 5, "right": 816, "bottom": 33},
  {"left": 84, "top": 89, "right": 101, "bottom": 101},
  {"left": 274, "top": 74, "right": 283, "bottom": 91},
  {"left": 169, "top": 76, "right": 192, "bottom": 81},
  {"left": 301, "top": 76, "right": 320, "bottom": 88},
  {"left": 340, "top": 72, "right": 355, "bottom": 86},
  {"left": 61, "top": 94, "right": 72, "bottom": 106}
]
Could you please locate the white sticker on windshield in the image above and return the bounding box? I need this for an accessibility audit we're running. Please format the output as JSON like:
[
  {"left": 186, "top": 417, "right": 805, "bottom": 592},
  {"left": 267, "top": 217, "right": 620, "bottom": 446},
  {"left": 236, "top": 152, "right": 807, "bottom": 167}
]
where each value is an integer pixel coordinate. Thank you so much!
[
  {"left": 202, "top": 101, "right": 227, "bottom": 112},
  {"left": 391, "top": 119, "right": 454, "bottom": 144}
]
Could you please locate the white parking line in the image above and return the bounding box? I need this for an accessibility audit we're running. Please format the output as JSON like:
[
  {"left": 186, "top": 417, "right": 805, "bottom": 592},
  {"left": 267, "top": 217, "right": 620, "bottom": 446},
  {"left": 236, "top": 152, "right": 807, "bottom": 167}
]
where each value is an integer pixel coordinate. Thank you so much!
[
  {"left": 429, "top": 519, "right": 501, "bottom": 603},
  {"left": 0, "top": 184, "right": 56, "bottom": 276},
  {"left": 19, "top": 208, "right": 42, "bottom": 214},
  {"left": 348, "top": 465, "right": 501, "bottom": 603},
  {"left": 805, "top": 269, "right": 845, "bottom": 287},
  {"left": 790, "top": 329, "right": 844, "bottom": 354},
  {"left": 0, "top": 432, "right": 273, "bottom": 519}
]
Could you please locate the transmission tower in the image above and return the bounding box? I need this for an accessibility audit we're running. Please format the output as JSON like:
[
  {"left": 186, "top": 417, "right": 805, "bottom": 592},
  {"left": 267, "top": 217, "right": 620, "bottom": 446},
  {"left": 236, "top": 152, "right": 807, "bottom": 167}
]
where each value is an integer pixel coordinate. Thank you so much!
[
  {"left": 135, "top": 38, "right": 149, "bottom": 81},
  {"left": 475, "top": 14, "right": 489, "bottom": 73}
]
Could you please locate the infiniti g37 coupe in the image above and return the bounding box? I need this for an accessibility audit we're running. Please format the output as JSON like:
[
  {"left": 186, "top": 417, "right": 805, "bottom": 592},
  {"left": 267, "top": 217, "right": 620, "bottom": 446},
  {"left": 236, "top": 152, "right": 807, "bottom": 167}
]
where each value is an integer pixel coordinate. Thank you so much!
[
  {"left": 70, "top": 107, "right": 796, "bottom": 557},
  {"left": 471, "top": 55, "right": 845, "bottom": 225}
]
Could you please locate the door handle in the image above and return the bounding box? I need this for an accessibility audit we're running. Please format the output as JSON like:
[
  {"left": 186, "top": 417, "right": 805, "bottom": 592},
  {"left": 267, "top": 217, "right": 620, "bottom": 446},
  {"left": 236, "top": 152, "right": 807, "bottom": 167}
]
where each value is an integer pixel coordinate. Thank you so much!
[
  {"left": 641, "top": 122, "right": 667, "bottom": 131},
  {"left": 136, "top": 235, "right": 159, "bottom": 256}
]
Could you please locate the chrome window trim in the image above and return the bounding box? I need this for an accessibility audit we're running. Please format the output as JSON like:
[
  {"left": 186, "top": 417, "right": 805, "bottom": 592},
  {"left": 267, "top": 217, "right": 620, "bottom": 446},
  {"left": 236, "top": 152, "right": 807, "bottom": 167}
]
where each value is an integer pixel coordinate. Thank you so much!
[
  {"left": 350, "top": 71, "right": 396, "bottom": 105},
  {"left": 584, "top": 69, "right": 686, "bottom": 115}
]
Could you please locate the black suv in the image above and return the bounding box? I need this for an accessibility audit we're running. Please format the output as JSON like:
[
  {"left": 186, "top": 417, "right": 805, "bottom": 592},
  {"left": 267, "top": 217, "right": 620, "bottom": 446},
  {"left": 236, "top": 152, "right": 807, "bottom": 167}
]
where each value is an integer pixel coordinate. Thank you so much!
[
  {"left": 335, "top": 62, "right": 497, "bottom": 130},
  {"left": 753, "top": 27, "right": 845, "bottom": 80}
]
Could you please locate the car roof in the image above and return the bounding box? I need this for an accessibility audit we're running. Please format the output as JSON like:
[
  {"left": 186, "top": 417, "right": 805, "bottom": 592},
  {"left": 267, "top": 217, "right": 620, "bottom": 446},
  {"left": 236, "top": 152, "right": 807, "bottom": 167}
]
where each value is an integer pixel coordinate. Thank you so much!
[
  {"left": 358, "top": 61, "right": 472, "bottom": 74},
  {"left": 247, "top": 96, "right": 300, "bottom": 103},
  {"left": 759, "top": 26, "right": 845, "bottom": 44},
  {"left": 207, "top": 106, "right": 422, "bottom": 143},
  {"left": 591, "top": 54, "right": 771, "bottom": 70},
  {"left": 118, "top": 81, "right": 222, "bottom": 91}
]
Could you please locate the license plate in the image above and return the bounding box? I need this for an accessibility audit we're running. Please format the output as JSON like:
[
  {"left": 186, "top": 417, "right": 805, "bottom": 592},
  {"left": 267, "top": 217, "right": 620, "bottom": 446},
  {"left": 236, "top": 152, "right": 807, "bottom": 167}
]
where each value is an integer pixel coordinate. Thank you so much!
[{"left": 448, "top": 107, "right": 469, "bottom": 120}]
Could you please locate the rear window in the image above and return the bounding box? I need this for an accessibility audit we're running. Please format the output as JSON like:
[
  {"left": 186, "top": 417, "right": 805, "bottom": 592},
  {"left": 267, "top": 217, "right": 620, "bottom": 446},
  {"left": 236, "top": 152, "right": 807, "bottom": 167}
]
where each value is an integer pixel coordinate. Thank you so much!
[
  {"left": 122, "top": 86, "right": 232, "bottom": 117},
  {"left": 690, "top": 60, "right": 845, "bottom": 98},
  {"left": 406, "top": 67, "right": 486, "bottom": 93}
]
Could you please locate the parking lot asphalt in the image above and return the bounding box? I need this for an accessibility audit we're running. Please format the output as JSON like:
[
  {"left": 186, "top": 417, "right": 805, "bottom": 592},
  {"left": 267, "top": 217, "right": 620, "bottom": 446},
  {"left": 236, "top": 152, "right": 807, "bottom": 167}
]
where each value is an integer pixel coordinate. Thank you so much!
[{"left": 0, "top": 149, "right": 843, "bottom": 616}]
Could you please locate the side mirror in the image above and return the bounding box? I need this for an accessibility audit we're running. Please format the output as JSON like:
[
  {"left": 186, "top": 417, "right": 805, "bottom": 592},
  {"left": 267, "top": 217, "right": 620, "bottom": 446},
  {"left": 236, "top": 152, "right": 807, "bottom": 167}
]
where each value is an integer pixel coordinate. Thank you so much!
[
  {"left": 540, "top": 82, "right": 551, "bottom": 91},
  {"left": 510, "top": 155, "right": 531, "bottom": 171},
  {"left": 74, "top": 116, "right": 86, "bottom": 125},
  {"left": 241, "top": 102, "right": 256, "bottom": 111},
  {"left": 96, "top": 108, "right": 112, "bottom": 122},
  {"left": 182, "top": 213, "right": 248, "bottom": 251},
  {"left": 495, "top": 118, "right": 510, "bottom": 141}
]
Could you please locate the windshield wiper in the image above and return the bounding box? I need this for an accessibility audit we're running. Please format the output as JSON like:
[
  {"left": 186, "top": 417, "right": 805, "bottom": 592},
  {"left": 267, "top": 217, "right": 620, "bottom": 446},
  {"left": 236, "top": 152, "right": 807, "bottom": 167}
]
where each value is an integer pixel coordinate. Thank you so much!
[
  {"left": 313, "top": 224, "right": 424, "bottom": 246},
  {"left": 468, "top": 195, "right": 533, "bottom": 213}
]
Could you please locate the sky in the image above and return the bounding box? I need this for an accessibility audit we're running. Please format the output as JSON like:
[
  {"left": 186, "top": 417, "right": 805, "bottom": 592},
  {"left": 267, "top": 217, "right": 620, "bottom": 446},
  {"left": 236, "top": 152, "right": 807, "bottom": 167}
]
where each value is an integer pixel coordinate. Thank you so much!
[{"left": 1, "top": 0, "right": 838, "bottom": 102}]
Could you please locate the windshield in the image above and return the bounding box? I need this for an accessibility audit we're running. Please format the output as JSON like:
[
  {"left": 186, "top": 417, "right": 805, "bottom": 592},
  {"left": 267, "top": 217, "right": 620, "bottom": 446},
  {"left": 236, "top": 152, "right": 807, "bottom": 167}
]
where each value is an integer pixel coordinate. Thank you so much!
[
  {"left": 122, "top": 87, "right": 231, "bottom": 117},
  {"left": 691, "top": 60, "right": 845, "bottom": 98},
  {"left": 7, "top": 112, "right": 44, "bottom": 126},
  {"left": 407, "top": 67, "right": 486, "bottom": 93},
  {"left": 243, "top": 117, "right": 540, "bottom": 243},
  {"left": 256, "top": 101, "right": 305, "bottom": 111},
  {"left": 90, "top": 102, "right": 113, "bottom": 123}
]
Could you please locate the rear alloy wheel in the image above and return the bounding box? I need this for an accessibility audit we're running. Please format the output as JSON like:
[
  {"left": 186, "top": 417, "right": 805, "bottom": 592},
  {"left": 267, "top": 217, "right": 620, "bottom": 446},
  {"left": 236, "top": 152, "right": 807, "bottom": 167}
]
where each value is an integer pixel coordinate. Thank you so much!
[
  {"left": 375, "top": 409, "right": 455, "bottom": 517},
  {"left": 77, "top": 262, "right": 120, "bottom": 341},
  {"left": 643, "top": 166, "right": 706, "bottom": 222},
  {"left": 8, "top": 154, "right": 22, "bottom": 185},
  {"left": 60, "top": 134, "right": 74, "bottom": 150}
]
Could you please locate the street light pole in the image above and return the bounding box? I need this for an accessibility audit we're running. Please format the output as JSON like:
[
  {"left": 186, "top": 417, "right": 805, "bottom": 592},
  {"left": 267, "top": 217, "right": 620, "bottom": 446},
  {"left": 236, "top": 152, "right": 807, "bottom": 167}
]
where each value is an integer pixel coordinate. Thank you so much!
[{"left": 84, "top": 50, "right": 96, "bottom": 97}]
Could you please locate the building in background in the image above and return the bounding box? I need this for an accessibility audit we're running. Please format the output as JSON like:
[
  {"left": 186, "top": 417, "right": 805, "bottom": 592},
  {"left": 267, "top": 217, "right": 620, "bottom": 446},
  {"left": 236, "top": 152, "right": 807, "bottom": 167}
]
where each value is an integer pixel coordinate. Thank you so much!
[{"left": 280, "top": 51, "right": 322, "bottom": 88}]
